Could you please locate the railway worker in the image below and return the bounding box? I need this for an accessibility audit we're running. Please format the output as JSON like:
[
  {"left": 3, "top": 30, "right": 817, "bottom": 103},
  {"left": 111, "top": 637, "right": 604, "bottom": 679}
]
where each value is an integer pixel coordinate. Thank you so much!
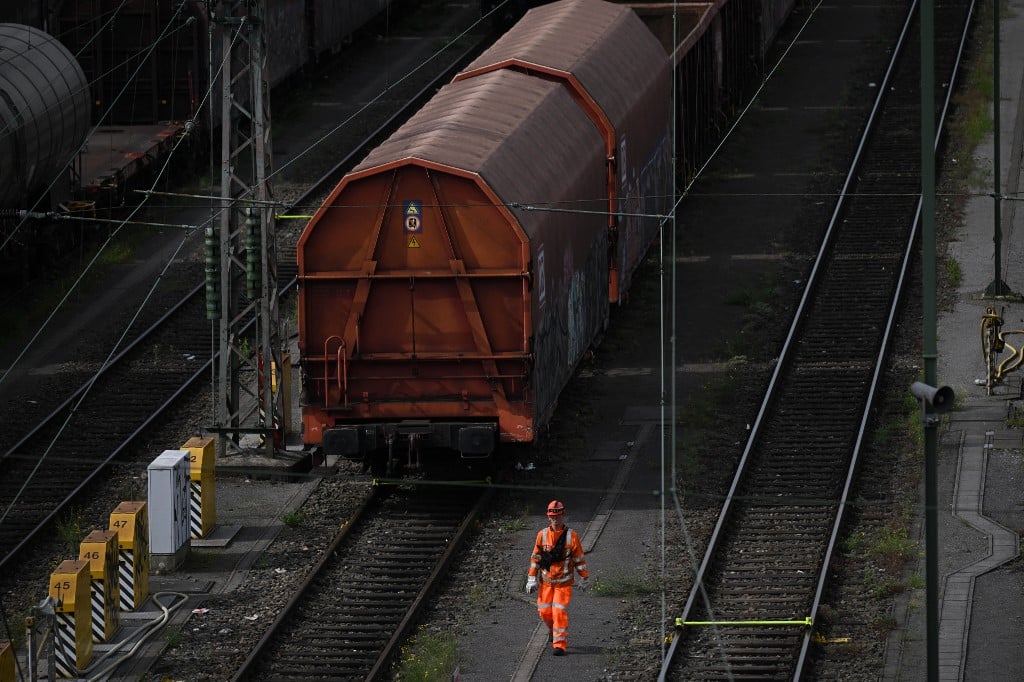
[{"left": 525, "top": 499, "right": 589, "bottom": 656}]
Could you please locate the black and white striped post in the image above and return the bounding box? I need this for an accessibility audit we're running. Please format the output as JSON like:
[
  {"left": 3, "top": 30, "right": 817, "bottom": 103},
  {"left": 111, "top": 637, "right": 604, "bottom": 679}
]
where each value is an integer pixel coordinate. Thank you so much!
[
  {"left": 48, "top": 560, "right": 92, "bottom": 678},
  {"left": 182, "top": 436, "right": 217, "bottom": 538},
  {"left": 109, "top": 501, "right": 149, "bottom": 611},
  {"left": 78, "top": 530, "right": 120, "bottom": 642}
]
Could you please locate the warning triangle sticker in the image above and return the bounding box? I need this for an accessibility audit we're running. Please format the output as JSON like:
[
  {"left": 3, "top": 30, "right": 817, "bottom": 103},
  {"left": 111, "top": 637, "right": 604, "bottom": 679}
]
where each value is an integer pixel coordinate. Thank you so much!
[{"left": 407, "top": 236, "right": 420, "bottom": 248}]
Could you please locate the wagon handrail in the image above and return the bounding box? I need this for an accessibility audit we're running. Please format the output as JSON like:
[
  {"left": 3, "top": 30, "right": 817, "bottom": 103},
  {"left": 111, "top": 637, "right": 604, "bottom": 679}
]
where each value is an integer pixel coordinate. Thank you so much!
[{"left": 322, "top": 335, "right": 346, "bottom": 408}]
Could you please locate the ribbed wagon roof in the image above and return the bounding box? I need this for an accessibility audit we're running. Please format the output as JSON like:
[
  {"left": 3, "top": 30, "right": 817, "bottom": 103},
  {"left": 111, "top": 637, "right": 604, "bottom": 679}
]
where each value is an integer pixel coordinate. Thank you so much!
[
  {"left": 351, "top": 68, "right": 605, "bottom": 220},
  {"left": 456, "top": 0, "right": 667, "bottom": 129}
]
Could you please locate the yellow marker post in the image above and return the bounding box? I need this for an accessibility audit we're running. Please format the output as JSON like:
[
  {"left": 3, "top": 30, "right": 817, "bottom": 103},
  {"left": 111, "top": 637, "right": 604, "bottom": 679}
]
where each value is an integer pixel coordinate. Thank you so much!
[
  {"left": 49, "top": 560, "right": 93, "bottom": 678},
  {"left": 182, "top": 437, "right": 217, "bottom": 538},
  {"left": 79, "top": 530, "right": 120, "bottom": 642},
  {"left": 0, "top": 641, "right": 14, "bottom": 682},
  {"left": 109, "top": 502, "right": 149, "bottom": 610},
  {"left": 272, "top": 354, "right": 292, "bottom": 440}
]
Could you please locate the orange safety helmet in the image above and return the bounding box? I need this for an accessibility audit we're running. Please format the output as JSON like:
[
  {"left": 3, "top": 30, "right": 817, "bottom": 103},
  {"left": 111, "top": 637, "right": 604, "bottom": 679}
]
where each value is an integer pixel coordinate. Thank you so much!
[{"left": 546, "top": 500, "right": 565, "bottom": 517}]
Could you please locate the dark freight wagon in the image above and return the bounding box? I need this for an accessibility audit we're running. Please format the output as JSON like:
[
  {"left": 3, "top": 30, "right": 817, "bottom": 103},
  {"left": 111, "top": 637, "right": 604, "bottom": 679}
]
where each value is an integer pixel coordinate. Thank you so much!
[
  {"left": 49, "top": 0, "right": 399, "bottom": 125},
  {"left": 297, "top": 0, "right": 672, "bottom": 468}
]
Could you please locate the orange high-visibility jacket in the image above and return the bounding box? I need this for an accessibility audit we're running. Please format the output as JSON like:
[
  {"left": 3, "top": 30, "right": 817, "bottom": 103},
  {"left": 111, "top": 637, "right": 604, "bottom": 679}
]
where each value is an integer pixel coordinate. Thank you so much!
[{"left": 529, "top": 526, "right": 588, "bottom": 585}]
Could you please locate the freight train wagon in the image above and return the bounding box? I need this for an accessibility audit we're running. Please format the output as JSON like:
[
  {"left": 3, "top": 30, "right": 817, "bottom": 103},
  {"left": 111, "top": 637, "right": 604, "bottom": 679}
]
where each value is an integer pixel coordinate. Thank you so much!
[
  {"left": 1, "top": 0, "right": 395, "bottom": 211},
  {"left": 0, "top": 1, "right": 398, "bottom": 210},
  {"left": 297, "top": 0, "right": 672, "bottom": 472},
  {"left": 0, "top": 1, "right": 398, "bottom": 285},
  {"left": 628, "top": 0, "right": 794, "bottom": 182},
  {"left": 49, "top": 0, "right": 398, "bottom": 126}
]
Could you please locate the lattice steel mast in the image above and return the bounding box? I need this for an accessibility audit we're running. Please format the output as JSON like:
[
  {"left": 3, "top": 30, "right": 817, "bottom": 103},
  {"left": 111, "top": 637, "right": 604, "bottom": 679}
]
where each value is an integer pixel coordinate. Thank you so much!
[{"left": 209, "top": 0, "right": 280, "bottom": 457}]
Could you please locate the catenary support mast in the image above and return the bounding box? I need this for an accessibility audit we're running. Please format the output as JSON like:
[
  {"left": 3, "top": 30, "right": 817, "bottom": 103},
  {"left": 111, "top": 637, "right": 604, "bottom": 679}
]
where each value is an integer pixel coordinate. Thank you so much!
[{"left": 210, "top": 0, "right": 280, "bottom": 458}]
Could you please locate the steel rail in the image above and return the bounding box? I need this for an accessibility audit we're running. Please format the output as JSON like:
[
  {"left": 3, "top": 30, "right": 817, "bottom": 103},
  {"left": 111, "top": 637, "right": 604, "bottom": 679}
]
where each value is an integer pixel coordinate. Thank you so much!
[
  {"left": 0, "top": 36, "right": 486, "bottom": 573},
  {"left": 658, "top": 0, "right": 975, "bottom": 677},
  {"left": 0, "top": 282, "right": 204, "bottom": 467},
  {"left": 229, "top": 485, "right": 492, "bottom": 681},
  {"left": 228, "top": 485, "right": 382, "bottom": 681},
  {"left": 793, "top": 0, "right": 976, "bottom": 673},
  {"left": 367, "top": 487, "right": 494, "bottom": 680}
]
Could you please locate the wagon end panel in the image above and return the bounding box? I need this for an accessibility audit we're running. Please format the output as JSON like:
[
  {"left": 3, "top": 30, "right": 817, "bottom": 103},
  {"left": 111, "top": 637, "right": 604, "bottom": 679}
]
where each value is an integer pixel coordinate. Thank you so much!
[{"left": 298, "top": 162, "right": 533, "bottom": 456}]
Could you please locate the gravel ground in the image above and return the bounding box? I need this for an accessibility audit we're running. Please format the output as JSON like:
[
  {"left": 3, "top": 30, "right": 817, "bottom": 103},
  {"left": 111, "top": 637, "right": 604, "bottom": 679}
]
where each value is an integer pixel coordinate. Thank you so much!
[
  {"left": 148, "top": 473, "right": 372, "bottom": 681},
  {"left": 0, "top": 6, "right": 998, "bottom": 682}
]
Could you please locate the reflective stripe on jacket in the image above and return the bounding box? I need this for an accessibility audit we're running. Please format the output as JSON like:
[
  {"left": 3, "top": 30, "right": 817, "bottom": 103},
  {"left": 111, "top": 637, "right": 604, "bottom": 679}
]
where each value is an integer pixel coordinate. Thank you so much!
[{"left": 529, "top": 526, "right": 588, "bottom": 585}]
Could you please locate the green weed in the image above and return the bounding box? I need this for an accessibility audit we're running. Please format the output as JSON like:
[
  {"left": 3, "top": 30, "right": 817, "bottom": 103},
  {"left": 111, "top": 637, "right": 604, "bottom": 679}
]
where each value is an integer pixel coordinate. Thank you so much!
[
  {"left": 497, "top": 507, "right": 529, "bottom": 533},
  {"left": 165, "top": 625, "right": 183, "bottom": 649},
  {"left": 395, "top": 627, "right": 461, "bottom": 681},
  {"left": 944, "top": 257, "right": 963, "bottom": 288},
  {"left": 588, "top": 571, "right": 657, "bottom": 598},
  {"left": 56, "top": 507, "right": 84, "bottom": 555}
]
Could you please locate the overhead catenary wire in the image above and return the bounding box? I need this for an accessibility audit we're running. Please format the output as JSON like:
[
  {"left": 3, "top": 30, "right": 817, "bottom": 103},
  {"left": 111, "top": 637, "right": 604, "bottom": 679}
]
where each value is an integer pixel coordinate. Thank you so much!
[
  {"left": 0, "top": 9, "right": 192, "bottom": 390},
  {"left": 658, "top": 1, "right": 828, "bottom": 679},
  {"left": 0, "top": 1, "right": 493, "bottom": 660},
  {"left": 0, "top": 8, "right": 199, "bottom": 255},
  {"left": 0, "top": 3, "right": 931, "bottom": 673},
  {"left": 0, "top": 10, "right": 198, "bottom": 152},
  {"left": 0, "top": 135, "right": 201, "bottom": 530},
  {"left": 0, "top": 2, "right": 200, "bottom": 393},
  {"left": 107, "top": 4, "right": 503, "bottom": 268},
  {"left": 0, "top": 16, "right": 248, "bottom": 531},
  {"left": 0, "top": 4, "right": 498, "bottom": 405},
  {"left": 16, "top": 210, "right": 199, "bottom": 231}
]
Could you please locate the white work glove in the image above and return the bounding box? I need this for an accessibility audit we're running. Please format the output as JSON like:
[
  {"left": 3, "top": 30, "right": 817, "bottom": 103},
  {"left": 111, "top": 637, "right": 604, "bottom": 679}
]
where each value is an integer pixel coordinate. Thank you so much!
[
  {"left": 576, "top": 577, "right": 590, "bottom": 591},
  {"left": 526, "top": 576, "right": 537, "bottom": 594}
]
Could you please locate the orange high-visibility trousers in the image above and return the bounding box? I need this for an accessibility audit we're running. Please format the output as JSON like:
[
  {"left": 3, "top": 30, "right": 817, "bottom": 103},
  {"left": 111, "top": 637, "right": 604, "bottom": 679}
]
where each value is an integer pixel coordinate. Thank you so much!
[{"left": 536, "top": 582, "right": 573, "bottom": 651}]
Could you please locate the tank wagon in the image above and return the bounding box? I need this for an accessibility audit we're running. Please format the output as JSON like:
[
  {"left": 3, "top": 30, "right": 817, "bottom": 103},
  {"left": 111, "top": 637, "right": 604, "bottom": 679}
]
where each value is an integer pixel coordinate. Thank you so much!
[
  {"left": 1, "top": 1, "right": 397, "bottom": 207},
  {"left": 0, "top": 1, "right": 399, "bottom": 285},
  {"left": 297, "top": 0, "right": 672, "bottom": 471},
  {"left": 0, "top": 23, "right": 90, "bottom": 212}
]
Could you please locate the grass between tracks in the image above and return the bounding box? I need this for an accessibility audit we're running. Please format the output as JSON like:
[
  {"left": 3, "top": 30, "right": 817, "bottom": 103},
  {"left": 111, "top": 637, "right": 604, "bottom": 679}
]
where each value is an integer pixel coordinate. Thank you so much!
[
  {"left": 0, "top": 226, "right": 151, "bottom": 347},
  {"left": 395, "top": 626, "right": 462, "bottom": 681}
]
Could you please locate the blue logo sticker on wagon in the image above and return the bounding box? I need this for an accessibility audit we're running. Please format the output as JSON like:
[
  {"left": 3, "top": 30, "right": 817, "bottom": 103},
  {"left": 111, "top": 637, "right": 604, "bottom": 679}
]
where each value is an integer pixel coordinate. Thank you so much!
[{"left": 403, "top": 200, "right": 423, "bottom": 233}]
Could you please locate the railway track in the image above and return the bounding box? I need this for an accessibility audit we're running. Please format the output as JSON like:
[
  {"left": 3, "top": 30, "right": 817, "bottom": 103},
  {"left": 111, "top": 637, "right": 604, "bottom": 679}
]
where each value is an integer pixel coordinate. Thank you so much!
[
  {"left": 0, "top": 17, "right": 489, "bottom": 573},
  {"left": 660, "top": 0, "right": 977, "bottom": 678},
  {"left": 0, "top": 278, "right": 211, "bottom": 564},
  {"left": 231, "top": 484, "right": 489, "bottom": 681}
]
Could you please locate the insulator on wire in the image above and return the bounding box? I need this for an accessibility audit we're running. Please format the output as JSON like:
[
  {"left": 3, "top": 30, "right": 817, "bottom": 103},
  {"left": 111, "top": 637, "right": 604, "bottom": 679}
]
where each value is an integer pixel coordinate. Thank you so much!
[
  {"left": 204, "top": 226, "right": 220, "bottom": 320},
  {"left": 245, "top": 207, "right": 261, "bottom": 300}
]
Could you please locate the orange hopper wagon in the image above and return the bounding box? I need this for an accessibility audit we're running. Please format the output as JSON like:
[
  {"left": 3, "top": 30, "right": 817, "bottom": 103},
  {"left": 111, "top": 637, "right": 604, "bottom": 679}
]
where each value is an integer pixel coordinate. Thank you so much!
[{"left": 297, "top": 0, "right": 671, "bottom": 470}]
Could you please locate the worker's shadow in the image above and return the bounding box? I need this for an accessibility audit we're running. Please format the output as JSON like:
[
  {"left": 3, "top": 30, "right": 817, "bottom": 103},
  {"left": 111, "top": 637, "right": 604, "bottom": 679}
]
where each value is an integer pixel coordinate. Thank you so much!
[{"left": 560, "top": 644, "right": 605, "bottom": 655}]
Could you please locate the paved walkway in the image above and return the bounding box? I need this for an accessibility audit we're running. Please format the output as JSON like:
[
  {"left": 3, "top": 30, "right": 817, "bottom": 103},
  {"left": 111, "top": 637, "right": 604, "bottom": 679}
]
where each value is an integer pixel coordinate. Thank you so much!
[
  {"left": 938, "top": 412, "right": 1020, "bottom": 680},
  {"left": 884, "top": 0, "right": 1024, "bottom": 678}
]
